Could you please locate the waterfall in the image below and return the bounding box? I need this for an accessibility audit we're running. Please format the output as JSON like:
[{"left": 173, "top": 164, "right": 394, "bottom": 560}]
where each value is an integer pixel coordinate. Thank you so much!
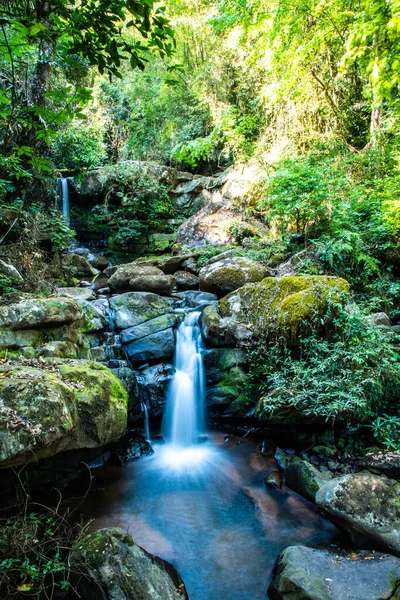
[
  {"left": 57, "top": 177, "right": 70, "bottom": 225},
  {"left": 142, "top": 402, "right": 151, "bottom": 442},
  {"left": 163, "top": 311, "right": 206, "bottom": 447}
]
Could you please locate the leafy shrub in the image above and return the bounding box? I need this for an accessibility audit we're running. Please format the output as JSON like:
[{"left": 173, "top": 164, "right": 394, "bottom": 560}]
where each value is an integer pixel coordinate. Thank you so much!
[
  {"left": 251, "top": 299, "right": 400, "bottom": 424},
  {"left": 52, "top": 124, "right": 107, "bottom": 170},
  {"left": 370, "top": 414, "right": 400, "bottom": 451},
  {"left": 227, "top": 220, "right": 259, "bottom": 244}
]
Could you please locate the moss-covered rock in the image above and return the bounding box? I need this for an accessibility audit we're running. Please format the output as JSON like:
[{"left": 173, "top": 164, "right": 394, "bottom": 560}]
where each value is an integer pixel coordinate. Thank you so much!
[
  {"left": 174, "top": 270, "right": 199, "bottom": 290},
  {"left": 61, "top": 253, "right": 99, "bottom": 277},
  {"left": 204, "top": 348, "right": 247, "bottom": 408},
  {"left": 70, "top": 527, "right": 188, "bottom": 600},
  {"left": 129, "top": 273, "right": 176, "bottom": 295},
  {"left": 0, "top": 360, "right": 128, "bottom": 468},
  {"left": 220, "top": 275, "right": 350, "bottom": 342},
  {"left": 316, "top": 473, "right": 400, "bottom": 555},
  {"left": 269, "top": 545, "right": 400, "bottom": 600},
  {"left": 199, "top": 256, "right": 271, "bottom": 297},
  {"left": 108, "top": 264, "right": 164, "bottom": 292},
  {"left": 285, "top": 457, "right": 332, "bottom": 502},
  {"left": 109, "top": 292, "right": 173, "bottom": 331},
  {"left": 0, "top": 296, "right": 81, "bottom": 330},
  {"left": 201, "top": 305, "right": 226, "bottom": 346}
]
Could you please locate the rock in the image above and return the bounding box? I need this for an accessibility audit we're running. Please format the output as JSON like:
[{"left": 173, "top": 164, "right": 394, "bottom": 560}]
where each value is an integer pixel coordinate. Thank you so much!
[
  {"left": 35, "top": 341, "right": 79, "bottom": 359},
  {"left": 275, "top": 448, "right": 288, "bottom": 471},
  {"left": 220, "top": 275, "right": 350, "bottom": 343},
  {"left": 371, "top": 312, "right": 392, "bottom": 329},
  {"left": 0, "top": 360, "right": 128, "bottom": 468},
  {"left": 87, "top": 253, "right": 109, "bottom": 271},
  {"left": 201, "top": 305, "right": 226, "bottom": 346},
  {"left": 199, "top": 256, "right": 271, "bottom": 297},
  {"left": 56, "top": 287, "right": 95, "bottom": 302},
  {"left": 0, "top": 296, "right": 81, "bottom": 330},
  {"left": 359, "top": 451, "right": 400, "bottom": 480},
  {"left": 0, "top": 259, "right": 23, "bottom": 283},
  {"left": 204, "top": 348, "right": 247, "bottom": 407},
  {"left": 108, "top": 264, "right": 164, "bottom": 292},
  {"left": 129, "top": 274, "right": 176, "bottom": 295},
  {"left": 134, "top": 363, "right": 175, "bottom": 418},
  {"left": 265, "top": 469, "right": 282, "bottom": 489},
  {"left": 61, "top": 253, "right": 99, "bottom": 277},
  {"left": 91, "top": 273, "right": 109, "bottom": 292},
  {"left": 70, "top": 527, "right": 188, "bottom": 600},
  {"left": 125, "top": 328, "right": 175, "bottom": 364},
  {"left": 285, "top": 456, "right": 332, "bottom": 502},
  {"left": 268, "top": 545, "right": 400, "bottom": 600},
  {"left": 109, "top": 292, "right": 172, "bottom": 331},
  {"left": 174, "top": 270, "right": 199, "bottom": 290},
  {"left": 133, "top": 254, "right": 192, "bottom": 275},
  {"left": 182, "top": 290, "right": 218, "bottom": 308},
  {"left": 316, "top": 473, "right": 400, "bottom": 555},
  {"left": 120, "top": 314, "right": 177, "bottom": 345}
]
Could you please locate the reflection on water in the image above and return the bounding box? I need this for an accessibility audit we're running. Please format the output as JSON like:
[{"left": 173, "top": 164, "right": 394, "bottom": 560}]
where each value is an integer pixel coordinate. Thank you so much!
[{"left": 83, "top": 432, "right": 339, "bottom": 600}]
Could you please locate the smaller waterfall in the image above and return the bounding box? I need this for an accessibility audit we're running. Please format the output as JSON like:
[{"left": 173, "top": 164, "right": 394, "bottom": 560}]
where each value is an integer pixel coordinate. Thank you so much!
[
  {"left": 142, "top": 402, "right": 151, "bottom": 442},
  {"left": 163, "top": 311, "right": 206, "bottom": 447},
  {"left": 57, "top": 177, "right": 70, "bottom": 225}
]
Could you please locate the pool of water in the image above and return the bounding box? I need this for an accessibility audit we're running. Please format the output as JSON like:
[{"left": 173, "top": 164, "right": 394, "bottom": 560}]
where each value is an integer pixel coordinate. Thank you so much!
[{"left": 82, "top": 432, "right": 339, "bottom": 600}]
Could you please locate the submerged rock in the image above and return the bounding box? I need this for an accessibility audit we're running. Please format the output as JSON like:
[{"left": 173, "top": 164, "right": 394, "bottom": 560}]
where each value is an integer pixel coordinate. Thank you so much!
[
  {"left": 71, "top": 527, "right": 188, "bottom": 600},
  {"left": 269, "top": 545, "right": 400, "bottom": 600},
  {"left": 199, "top": 256, "right": 270, "bottom": 297},
  {"left": 0, "top": 360, "right": 128, "bottom": 468},
  {"left": 220, "top": 275, "right": 350, "bottom": 343},
  {"left": 316, "top": 473, "right": 400, "bottom": 555}
]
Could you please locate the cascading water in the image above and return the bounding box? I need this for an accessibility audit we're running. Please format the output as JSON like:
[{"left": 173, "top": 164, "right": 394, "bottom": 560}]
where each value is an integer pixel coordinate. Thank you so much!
[
  {"left": 57, "top": 177, "right": 70, "bottom": 225},
  {"left": 162, "top": 311, "right": 206, "bottom": 449},
  {"left": 141, "top": 402, "right": 151, "bottom": 442}
]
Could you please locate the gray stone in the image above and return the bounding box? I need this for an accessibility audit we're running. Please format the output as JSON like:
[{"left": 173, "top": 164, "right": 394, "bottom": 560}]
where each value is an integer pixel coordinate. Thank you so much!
[
  {"left": 285, "top": 456, "right": 332, "bottom": 502},
  {"left": 316, "top": 473, "right": 400, "bottom": 555},
  {"left": 371, "top": 312, "right": 392, "bottom": 329},
  {"left": 199, "top": 256, "right": 271, "bottom": 296},
  {"left": 70, "top": 527, "right": 188, "bottom": 600},
  {"left": 134, "top": 363, "right": 175, "bottom": 417},
  {"left": 61, "top": 253, "right": 99, "bottom": 277},
  {"left": 359, "top": 451, "right": 400, "bottom": 480},
  {"left": 120, "top": 313, "right": 177, "bottom": 345},
  {"left": 125, "top": 327, "right": 175, "bottom": 363},
  {"left": 129, "top": 274, "right": 176, "bottom": 295},
  {"left": 269, "top": 545, "right": 400, "bottom": 600},
  {"left": 56, "top": 287, "right": 95, "bottom": 302},
  {"left": 174, "top": 270, "right": 199, "bottom": 290},
  {"left": 182, "top": 290, "right": 218, "bottom": 308},
  {"left": 0, "top": 296, "right": 80, "bottom": 330},
  {"left": 108, "top": 264, "right": 164, "bottom": 292},
  {"left": 109, "top": 292, "right": 172, "bottom": 331}
]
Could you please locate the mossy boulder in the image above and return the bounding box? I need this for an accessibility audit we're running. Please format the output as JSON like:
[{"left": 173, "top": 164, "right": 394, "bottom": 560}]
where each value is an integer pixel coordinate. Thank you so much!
[
  {"left": 199, "top": 256, "right": 271, "bottom": 297},
  {"left": 109, "top": 292, "right": 173, "bottom": 331},
  {"left": 285, "top": 457, "right": 332, "bottom": 502},
  {"left": 71, "top": 527, "right": 188, "bottom": 600},
  {"left": 108, "top": 264, "right": 164, "bottom": 292},
  {"left": 61, "top": 253, "right": 99, "bottom": 277},
  {"left": 269, "top": 545, "right": 400, "bottom": 600},
  {"left": 174, "top": 270, "right": 199, "bottom": 290},
  {"left": 0, "top": 296, "right": 81, "bottom": 330},
  {"left": 129, "top": 273, "right": 176, "bottom": 295},
  {"left": 201, "top": 305, "right": 226, "bottom": 346},
  {"left": 204, "top": 348, "right": 247, "bottom": 407},
  {"left": 0, "top": 360, "right": 128, "bottom": 468},
  {"left": 220, "top": 275, "right": 350, "bottom": 343},
  {"left": 316, "top": 473, "right": 400, "bottom": 555}
]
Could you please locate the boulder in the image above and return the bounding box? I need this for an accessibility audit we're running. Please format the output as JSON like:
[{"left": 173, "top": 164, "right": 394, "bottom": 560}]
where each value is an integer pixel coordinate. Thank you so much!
[
  {"left": 108, "top": 264, "right": 164, "bottom": 292},
  {"left": 201, "top": 305, "right": 226, "bottom": 346},
  {"left": 174, "top": 270, "right": 199, "bottom": 290},
  {"left": 124, "top": 328, "right": 175, "bottom": 364},
  {"left": 0, "top": 259, "right": 23, "bottom": 283},
  {"left": 204, "top": 348, "right": 247, "bottom": 408},
  {"left": 109, "top": 292, "right": 172, "bottom": 331},
  {"left": 269, "top": 545, "right": 400, "bottom": 600},
  {"left": 199, "top": 256, "right": 270, "bottom": 297},
  {"left": 56, "top": 287, "right": 95, "bottom": 302},
  {"left": 370, "top": 312, "right": 392, "bottom": 329},
  {"left": 70, "top": 527, "right": 188, "bottom": 600},
  {"left": 0, "top": 360, "right": 128, "bottom": 468},
  {"left": 0, "top": 296, "right": 81, "bottom": 330},
  {"left": 285, "top": 456, "right": 332, "bottom": 502},
  {"left": 35, "top": 340, "right": 79, "bottom": 359},
  {"left": 359, "top": 451, "right": 400, "bottom": 480},
  {"left": 181, "top": 290, "right": 218, "bottom": 308},
  {"left": 61, "top": 253, "right": 99, "bottom": 277},
  {"left": 134, "top": 363, "right": 175, "bottom": 418},
  {"left": 220, "top": 275, "right": 350, "bottom": 343},
  {"left": 120, "top": 314, "right": 177, "bottom": 345},
  {"left": 129, "top": 274, "right": 176, "bottom": 295},
  {"left": 133, "top": 254, "right": 193, "bottom": 275},
  {"left": 316, "top": 473, "right": 400, "bottom": 555}
]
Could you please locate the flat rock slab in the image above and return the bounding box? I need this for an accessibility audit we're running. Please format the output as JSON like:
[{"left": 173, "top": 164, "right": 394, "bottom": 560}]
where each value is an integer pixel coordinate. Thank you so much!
[
  {"left": 109, "top": 292, "right": 173, "bottom": 330},
  {"left": 56, "top": 287, "right": 95, "bottom": 302},
  {"left": 269, "top": 545, "right": 400, "bottom": 600}
]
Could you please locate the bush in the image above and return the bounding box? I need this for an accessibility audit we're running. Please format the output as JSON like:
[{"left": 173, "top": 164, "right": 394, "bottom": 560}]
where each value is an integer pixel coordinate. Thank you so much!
[{"left": 52, "top": 124, "right": 107, "bottom": 170}]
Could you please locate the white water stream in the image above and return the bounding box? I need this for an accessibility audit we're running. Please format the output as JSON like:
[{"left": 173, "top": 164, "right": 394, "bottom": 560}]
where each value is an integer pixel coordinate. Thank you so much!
[{"left": 57, "top": 177, "right": 70, "bottom": 224}]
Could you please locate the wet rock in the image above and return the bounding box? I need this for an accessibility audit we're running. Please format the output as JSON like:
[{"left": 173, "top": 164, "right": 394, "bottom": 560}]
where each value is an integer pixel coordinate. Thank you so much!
[
  {"left": 0, "top": 360, "right": 128, "bottom": 468},
  {"left": 61, "top": 253, "right": 99, "bottom": 277},
  {"left": 174, "top": 270, "right": 199, "bottom": 290},
  {"left": 91, "top": 273, "right": 109, "bottom": 292},
  {"left": 316, "top": 473, "right": 400, "bottom": 555},
  {"left": 199, "top": 256, "right": 270, "bottom": 297},
  {"left": 182, "top": 290, "right": 218, "bottom": 308},
  {"left": 265, "top": 469, "right": 282, "bottom": 489},
  {"left": 204, "top": 348, "right": 247, "bottom": 408},
  {"left": 120, "top": 314, "right": 177, "bottom": 345},
  {"left": 220, "top": 275, "right": 350, "bottom": 344},
  {"left": 201, "top": 305, "right": 226, "bottom": 346},
  {"left": 269, "top": 545, "right": 400, "bottom": 600},
  {"left": 0, "top": 259, "right": 23, "bottom": 283},
  {"left": 274, "top": 448, "right": 288, "bottom": 471},
  {"left": 108, "top": 264, "right": 164, "bottom": 292},
  {"left": 124, "top": 328, "right": 175, "bottom": 364},
  {"left": 285, "top": 456, "right": 332, "bottom": 502},
  {"left": 71, "top": 527, "right": 188, "bottom": 600},
  {"left": 134, "top": 363, "right": 175, "bottom": 418},
  {"left": 0, "top": 296, "right": 80, "bottom": 330},
  {"left": 87, "top": 252, "right": 109, "bottom": 271},
  {"left": 109, "top": 292, "right": 172, "bottom": 331}
]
